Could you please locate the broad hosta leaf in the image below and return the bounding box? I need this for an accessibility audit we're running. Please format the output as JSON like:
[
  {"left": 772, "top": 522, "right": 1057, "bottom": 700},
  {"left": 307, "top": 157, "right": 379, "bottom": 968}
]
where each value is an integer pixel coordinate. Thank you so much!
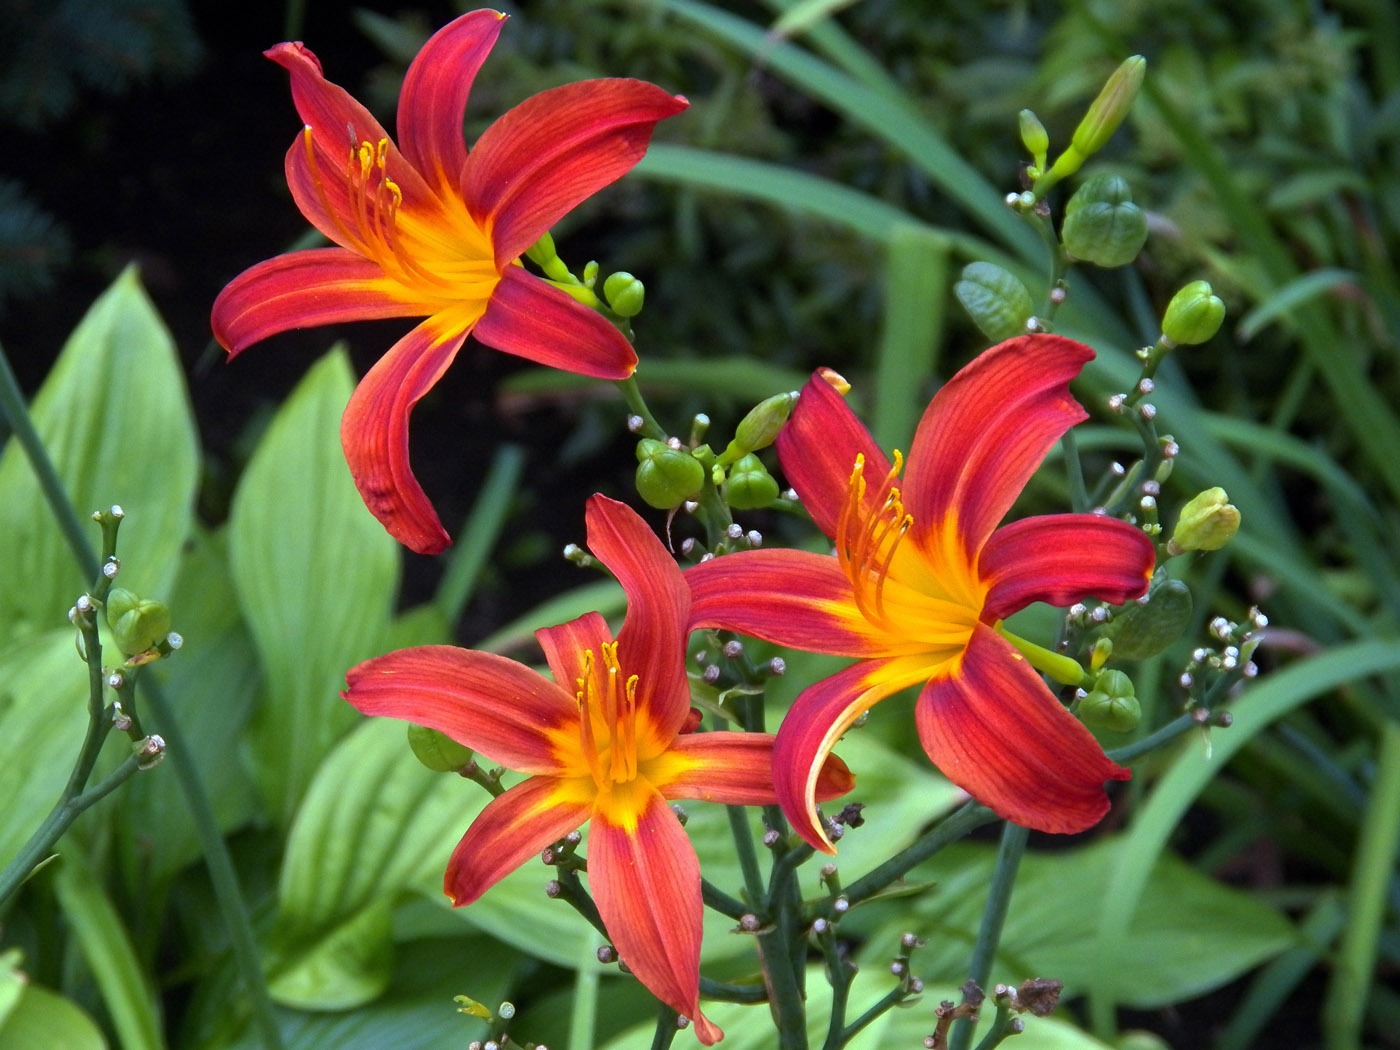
[
  {"left": 0, "top": 266, "right": 198, "bottom": 640},
  {"left": 858, "top": 838, "right": 1296, "bottom": 1009},
  {"left": 0, "top": 981, "right": 108, "bottom": 1050},
  {"left": 51, "top": 851, "right": 165, "bottom": 1050},
  {"left": 0, "top": 630, "right": 94, "bottom": 868},
  {"left": 267, "top": 900, "right": 394, "bottom": 1011},
  {"left": 228, "top": 348, "right": 399, "bottom": 823}
]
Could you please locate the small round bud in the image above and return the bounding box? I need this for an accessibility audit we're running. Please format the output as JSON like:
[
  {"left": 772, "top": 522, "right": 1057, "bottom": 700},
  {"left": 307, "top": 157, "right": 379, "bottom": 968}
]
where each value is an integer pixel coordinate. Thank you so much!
[
  {"left": 891, "top": 961, "right": 906, "bottom": 976},
  {"left": 1139, "top": 403, "right": 1157, "bottom": 421},
  {"left": 762, "top": 829, "right": 781, "bottom": 848},
  {"left": 768, "top": 657, "right": 786, "bottom": 675},
  {"left": 1062, "top": 174, "right": 1148, "bottom": 267},
  {"left": 545, "top": 880, "right": 561, "bottom": 898},
  {"left": 602, "top": 271, "right": 645, "bottom": 317},
  {"left": 901, "top": 932, "right": 920, "bottom": 950},
  {"left": 955, "top": 261, "right": 1035, "bottom": 344},
  {"left": 702, "top": 664, "right": 721, "bottom": 684},
  {"left": 1018, "top": 109, "right": 1049, "bottom": 165},
  {"left": 166, "top": 631, "right": 184, "bottom": 650},
  {"left": 746, "top": 530, "right": 763, "bottom": 548},
  {"left": 722, "top": 639, "right": 744, "bottom": 659},
  {"left": 497, "top": 1001, "right": 516, "bottom": 1020},
  {"left": 812, "top": 917, "right": 829, "bottom": 934},
  {"left": 1169, "top": 487, "right": 1240, "bottom": 554},
  {"left": 739, "top": 913, "right": 761, "bottom": 932},
  {"left": 676, "top": 1016, "right": 690, "bottom": 1031},
  {"left": 833, "top": 896, "right": 850, "bottom": 914},
  {"left": 407, "top": 723, "right": 474, "bottom": 773},
  {"left": 1162, "top": 280, "right": 1226, "bottom": 345},
  {"left": 135, "top": 734, "right": 167, "bottom": 769},
  {"left": 597, "top": 945, "right": 617, "bottom": 964},
  {"left": 910, "top": 977, "right": 924, "bottom": 993},
  {"left": 726, "top": 523, "right": 744, "bottom": 540},
  {"left": 626, "top": 414, "right": 645, "bottom": 433},
  {"left": 108, "top": 671, "right": 125, "bottom": 690},
  {"left": 103, "top": 558, "right": 121, "bottom": 579},
  {"left": 635, "top": 438, "right": 705, "bottom": 509}
]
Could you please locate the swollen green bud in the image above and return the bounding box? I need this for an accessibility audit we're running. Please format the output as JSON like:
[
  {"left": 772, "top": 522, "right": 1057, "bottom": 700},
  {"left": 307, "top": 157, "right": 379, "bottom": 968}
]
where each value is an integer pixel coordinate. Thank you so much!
[
  {"left": 1161, "top": 280, "right": 1225, "bottom": 345},
  {"left": 1105, "top": 576, "right": 1193, "bottom": 659},
  {"left": 1019, "top": 109, "right": 1049, "bottom": 169},
  {"left": 725, "top": 453, "right": 780, "bottom": 510},
  {"left": 602, "top": 271, "right": 645, "bottom": 318},
  {"left": 1168, "top": 487, "right": 1240, "bottom": 554},
  {"left": 726, "top": 392, "right": 797, "bottom": 462},
  {"left": 955, "top": 262, "right": 1034, "bottom": 343},
  {"left": 1071, "top": 55, "right": 1146, "bottom": 159},
  {"left": 1061, "top": 174, "right": 1148, "bottom": 267},
  {"left": 105, "top": 587, "right": 172, "bottom": 658},
  {"left": 408, "top": 723, "right": 474, "bottom": 773},
  {"left": 1080, "top": 669, "right": 1141, "bottom": 732},
  {"left": 635, "top": 438, "right": 705, "bottom": 509}
]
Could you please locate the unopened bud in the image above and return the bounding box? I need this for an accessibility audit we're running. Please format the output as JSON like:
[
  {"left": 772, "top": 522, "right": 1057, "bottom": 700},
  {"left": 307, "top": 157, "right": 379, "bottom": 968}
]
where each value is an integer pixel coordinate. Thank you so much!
[
  {"left": 602, "top": 271, "right": 645, "bottom": 317},
  {"left": 1169, "top": 487, "right": 1240, "bottom": 554},
  {"left": 1161, "top": 280, "right": 1226, "bottom": 345},
  {"left": 407, "top": 723, "right": 474, "bottom": 773},
  {"left": 729, "top": 392, "right": 797, "bottom": 459},
  {"left": 1018, "top": 109, "right": 1049, "bottom": 169},
  {"left": 955, "top": 261, "right": 1034, "bottom": 344},
  {"left": 635, "top": 438, "right": 704, "bottom": 509},
  {"left": 1071, "top": 56, "right": 1146, "bottom": 158}
]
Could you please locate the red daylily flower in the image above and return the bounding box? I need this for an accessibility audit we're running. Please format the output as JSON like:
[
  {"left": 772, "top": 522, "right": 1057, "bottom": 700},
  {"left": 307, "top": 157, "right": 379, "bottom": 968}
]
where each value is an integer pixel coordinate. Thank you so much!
[
  {"left": 343, "top": 495, "right": 853, "bottom": 1044},
  {"left": 688, "top": 335, "right": 1155, "bottom": 850},
  {"left": 212, "top": 11, "right": 688, "bottom": 554}
]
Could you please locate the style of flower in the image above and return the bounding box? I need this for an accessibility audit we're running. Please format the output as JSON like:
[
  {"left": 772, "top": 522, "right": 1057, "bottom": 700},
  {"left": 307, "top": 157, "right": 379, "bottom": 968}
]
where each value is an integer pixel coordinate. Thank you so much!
[
  {"left": 212, "top": 11, "right": 688, "bottom": 554},
  {"left": 343, "top": 495, "right": 853, "bottom": 1044},
  {"left": 688, "top": 335, "right": 1156, "bottom": 850}
]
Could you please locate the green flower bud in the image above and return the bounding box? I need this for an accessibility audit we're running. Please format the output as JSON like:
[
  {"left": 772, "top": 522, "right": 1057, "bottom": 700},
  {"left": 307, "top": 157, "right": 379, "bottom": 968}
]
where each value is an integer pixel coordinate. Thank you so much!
[
  {"left": 1062, "top": 174, "right": 1148, "bottom": 267},
  {"left": 1161, "top": 280, "right": 1225, "bottom": 345},
  {"left": 1105, "top": 576, "right": 1193, "bottom": 659},
  {"left": 635, "top": 438, "right": 705, "bottom": 509},
  {"left": 723, "top": 391, "right": 797, "bottom": 464},
  {"left": 1019, "top": 109, "right": 1049, "bottom": 169},
  {"left": 1080, "top": 669, "right": 1141, "bottom": 732},
  {"left": 955, "top": 261, "right": 1035, "bottom": 343},
  {"left": 602, "top": 271, "right": 645, "bottom": 318},
  {"left": 105, "top": 587, "right": 172, "bottom": 658},
  {"left": 1071, "top": 55, "right": 1146, "bottom": 159},
  {"left": 1169, "top": 487, "right": 1240, "bottom": 554},
  {"left": 408, "top": 723, "right": 474, "bottom": 773},
  {"left": 725, "top": 453, "right": 780, "bottom": 510}
]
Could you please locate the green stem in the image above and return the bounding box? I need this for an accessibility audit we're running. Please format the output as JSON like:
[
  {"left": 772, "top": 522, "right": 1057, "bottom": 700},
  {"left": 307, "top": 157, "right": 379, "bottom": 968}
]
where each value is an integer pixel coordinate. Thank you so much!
[
  {"left": 1061, "top": 429, "right": 1089, "bottom": 514},
  {"left": 1107, "top": 713, "right": 1197, "bottom": 764},
  {"left": 839, "top": 982, "right": 908, "bottom": 1045},
  {"left": 699, "top": 977, "right": 768, "bottom": 1004},
  {"left": 701, "top": 878, "right": 749, "bottom": 920},
  {"left": 950, "top": 822, "right": 1029, "bottom": 1050},
  {"left": 817, "top": 922, "right": 852, "bottom": 1050},
  {"left": 617, "top": 375, "right": 668, "bottom": 440},
  {"left": 725, "top": 804, "right": 767, "bottom": 908},
  {"left": 649, "top": 1002, "right": 681, "bottom": 1050}
]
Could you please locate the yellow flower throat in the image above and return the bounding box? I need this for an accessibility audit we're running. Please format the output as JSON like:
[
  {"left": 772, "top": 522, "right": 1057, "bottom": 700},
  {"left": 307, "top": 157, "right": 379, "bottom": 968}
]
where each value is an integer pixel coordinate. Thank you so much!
[{"left": 575, "top": 642, "right": 641, "bottom": 791}]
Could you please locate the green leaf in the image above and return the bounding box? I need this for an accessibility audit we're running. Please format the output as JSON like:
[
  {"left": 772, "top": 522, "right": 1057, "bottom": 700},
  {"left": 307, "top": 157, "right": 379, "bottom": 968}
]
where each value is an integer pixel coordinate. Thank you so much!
[
  {"left": 0, "top": 630, "right": 92, "bottom": 869},
  {"left": 267, "top": 901, "right": 394, "bottom": 1011},
  {"left": 0, "top": 948, "right": 25, "bottom": 1027},
  {"left": 0, "top": 266, "right": 198, "bottom": 639},
  {"left": 862, "top": 838, "right": 1294, "bottom": 1009},
  {"left": 1235, "top": 267, "right": 1357, "bottom": 342},
  {"left": 51, "top": 851, "right": 165, "bottom": 1050},
  {"left": 767, "top": 0, "right": 861, "bottom": 39},
  {"left": 228, "top": 348, "right": 400, "bottom": 822},
  {"left": 0, "top": 981, "right": 107, "bottom": 1050}
]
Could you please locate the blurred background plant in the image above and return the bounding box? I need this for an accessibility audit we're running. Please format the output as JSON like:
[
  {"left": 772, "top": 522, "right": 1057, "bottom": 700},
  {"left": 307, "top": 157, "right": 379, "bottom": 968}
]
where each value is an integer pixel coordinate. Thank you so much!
[{"left": 1, "top": 1, "right": 1398, "bottom": 1049}]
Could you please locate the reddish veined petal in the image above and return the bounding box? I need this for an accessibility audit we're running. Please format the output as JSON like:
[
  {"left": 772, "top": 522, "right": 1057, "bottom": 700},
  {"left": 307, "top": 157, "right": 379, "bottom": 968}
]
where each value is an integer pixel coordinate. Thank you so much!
[
  {"left": 914, "top": 622, "right": 1129, "bottom": 834},
  {"left": 340, "top": 317, "right": 475, "bottom": 554},
  {"left": 662, "top": 732, "right": 854, "bottom": 805},
  {"left": 212, "top": 249, "right": 417, "bottom": 355},
  {"left": 343, "top": 645, "right": 574, "bottom": 773},
  {"left": 903, "top": 336, "right": 1093, "bottom": 554},
  {"left": 589, "top": 786, "right": 722, "bottom": 1045},
  {"left": 396, "top": 10, "right": 505, "bottom": 191},
  {"left": 585, "top": 496, "right": 692, "bottom": 740},
  {"left": 535, "top": 611, "right": 615, "bottom": 696},
  {"left": 445, "top": 775, "right": 591, "bottom": 905},
  {"left": 776, "top": 371, "right": 891, "bottom": 539},
  {"left": 267, "top": 42, "right": 434, "bottom": 239},
  {"left": 773, "top": 656, "right": 939, "bottom": 851},
  {"left": 463, "top": 79, "right": 688, "bottom": 264},
  {"left": 686, "top": 549, "right": 889, "bottom": 657},
  {"left": 473, "top": 267, "right": 637, "bottom": 379},
  {"left": 981, "top": 514, "right": 1154, "bottom": 621}
]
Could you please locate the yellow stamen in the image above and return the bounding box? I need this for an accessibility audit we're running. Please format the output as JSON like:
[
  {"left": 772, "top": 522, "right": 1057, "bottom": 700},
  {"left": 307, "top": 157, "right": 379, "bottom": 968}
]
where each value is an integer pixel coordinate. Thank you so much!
[
  {"left": 575, "top": 642, "right": 643, "bottom": 791},
  {"left": 838, "top": 450, "right": 912, "bottom": 628}
]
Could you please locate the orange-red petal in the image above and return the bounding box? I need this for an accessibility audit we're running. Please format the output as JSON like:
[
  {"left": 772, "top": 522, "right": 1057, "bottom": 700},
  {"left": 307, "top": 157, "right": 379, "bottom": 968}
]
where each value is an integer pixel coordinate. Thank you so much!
[
  {"left": 776, "top": 370, "right": 891, "bottom": 540},
  {"left": 980, "top": 514, "right": 1154, "bottom": 621},
  {"left": 474, "top": 266, "right": 638, "bottom": 380},
  {"left": 463, "top": 78, "right": 688, "bottom": 264},
  {"left": 589, "top": 786, "right": 722, "bottom": 1045},
  {"left": 396, "top": 10, "right": 505, "bottom": 194},
  {"left": 585, "top": 496, "right": 693, "bottom": 740},
  {"left": 913, "top": 622, "right": 1129, "bottom": 833},
  {"left": 342, "top": 645, "right": 575, "bottom": 773},
  {"left": 340, "top": 316, "right": 472, "bottom": 554},
  {"left": 773, "top": 655, "right": 940, "bottom": 851},
  {"left": 445, "top": 775, "right": 591, "bottom": 905},
  {"left": 686, "top": 548, "right": 888, "bottom": 657},
  {"left": 664, "top": 731, "right": 853, "bottom": 805},
  {"left": 902, "top": 336, "right": 1093, "bottom": 555},
  {"left": 211, "top": 249, "right": 417, "bottom": 355}
]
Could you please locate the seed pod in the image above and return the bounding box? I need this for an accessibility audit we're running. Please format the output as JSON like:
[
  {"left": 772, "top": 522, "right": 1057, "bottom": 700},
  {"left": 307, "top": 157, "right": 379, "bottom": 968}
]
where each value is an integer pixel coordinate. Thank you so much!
[
  {"left": 725, "top": 453, "right": 780, "bottom": 510},
  {"left": 1169, "top": 487, "right": 1240, "bottom": 553},
  {"left": 1161, "top": 280, "right": 1225, "bottom": 345},
  {"left": 1080, "top": 669, "right": 1141, "bottom": 732},
  {"left": 1062, "top": 174, "right": 1148, "bottom": 268},
  {"left": 602, "top": 271, "right": 645, "bottom": 317},
  {"left": 635, "top": 438, "right": 705, "bottom": 509},
  {"left": 954, "top": 262, "right": 1034, "bottom": 343},
  {"left": 408, "top": 723, "right": 474, "bottom": 773},
  {"left": 105, "top": 588, "right": 172, "bottom": 658},
  {"left": 1105, "top": 576, "right": 1193, "bottom": 659}
]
